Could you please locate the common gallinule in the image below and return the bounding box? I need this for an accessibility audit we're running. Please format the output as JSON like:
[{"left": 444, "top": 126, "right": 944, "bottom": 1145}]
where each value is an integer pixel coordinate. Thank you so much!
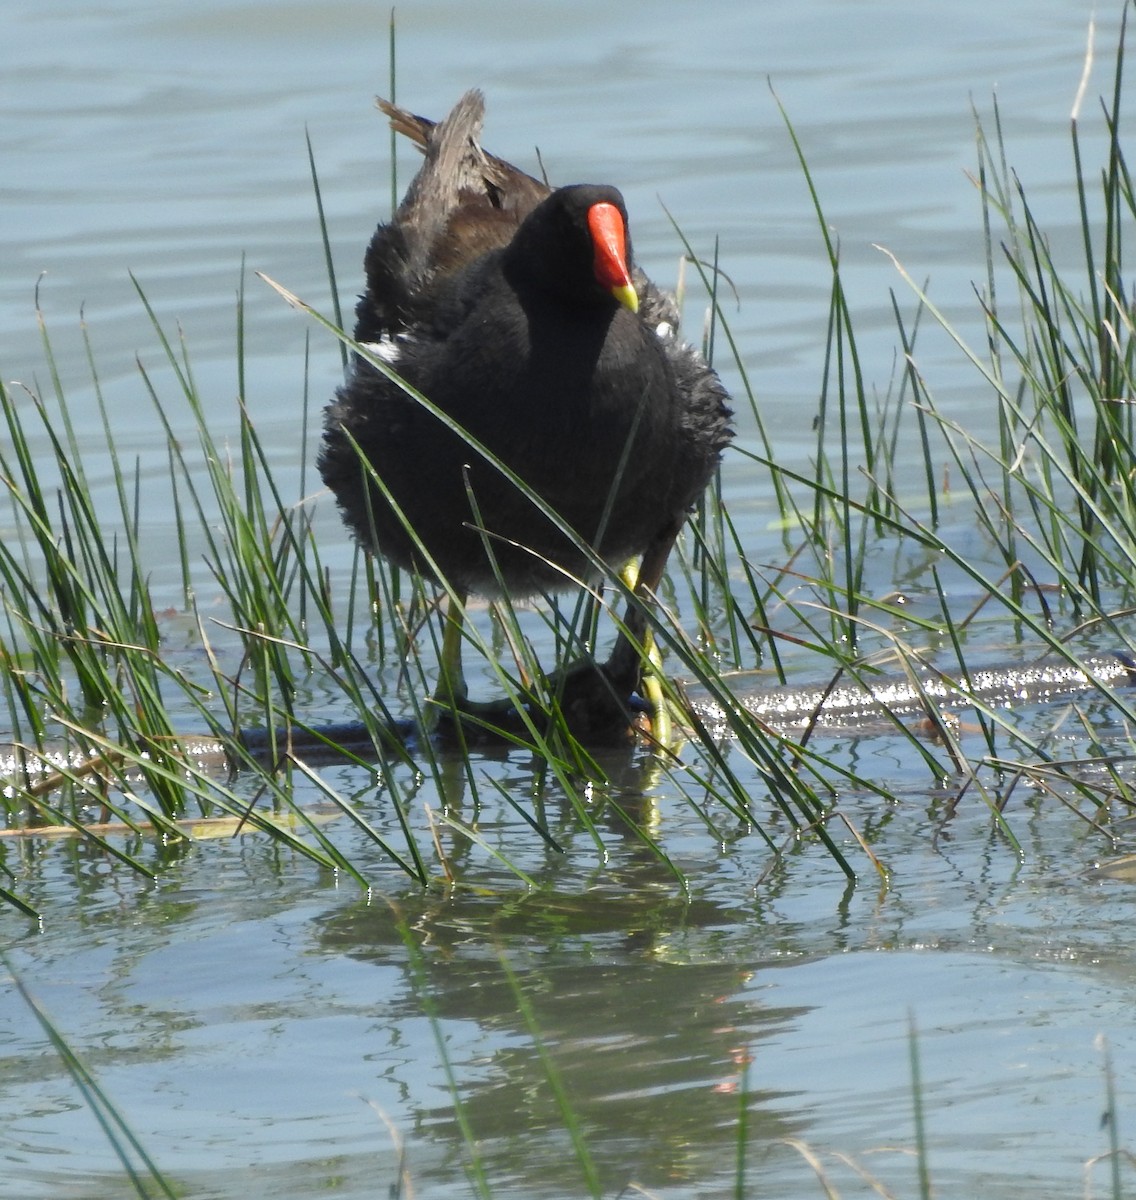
[{"left": 319, "top": 90, "right": 733, "bottom": 737}]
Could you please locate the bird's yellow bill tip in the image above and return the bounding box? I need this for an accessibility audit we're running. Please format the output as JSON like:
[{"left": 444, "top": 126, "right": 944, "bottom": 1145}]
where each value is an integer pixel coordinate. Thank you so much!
[{"left": 611, "top": 282, "right": 639, "bottom": 313}]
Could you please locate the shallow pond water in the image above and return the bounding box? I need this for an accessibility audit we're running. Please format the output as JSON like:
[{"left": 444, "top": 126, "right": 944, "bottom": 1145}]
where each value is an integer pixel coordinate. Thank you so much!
[
  {"left": 3, "top": 0, "right": 1136, "bottom": 1196},
  {"left": 5, "top": 779, "right": 1135, "bottom": 1198}
]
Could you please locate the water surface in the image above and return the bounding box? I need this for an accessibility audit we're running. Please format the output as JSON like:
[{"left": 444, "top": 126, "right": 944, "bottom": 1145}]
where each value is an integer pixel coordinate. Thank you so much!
[{"left": 2, "top": 1, "right": 1132, "bottom": 1197}]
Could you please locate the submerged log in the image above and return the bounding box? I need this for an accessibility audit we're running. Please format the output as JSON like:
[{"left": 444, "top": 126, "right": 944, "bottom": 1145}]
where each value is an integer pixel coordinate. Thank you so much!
[
  {"left": 3, "top": 653, "right": 1133, "bottom": 785},
  {"left": 689, "top": 653, "right": 1136, "bottom": 736}
]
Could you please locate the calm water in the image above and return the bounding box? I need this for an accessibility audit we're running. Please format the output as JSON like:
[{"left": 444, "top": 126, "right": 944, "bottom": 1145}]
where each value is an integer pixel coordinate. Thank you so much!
[{"left": 3, "top": 1, "right": 1133, "bottom": 1196}]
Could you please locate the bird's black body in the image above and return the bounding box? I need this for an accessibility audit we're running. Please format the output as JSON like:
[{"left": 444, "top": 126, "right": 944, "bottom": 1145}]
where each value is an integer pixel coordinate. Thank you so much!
[{"left": 319, "top": 90, "right": 733, "bottom": 601}]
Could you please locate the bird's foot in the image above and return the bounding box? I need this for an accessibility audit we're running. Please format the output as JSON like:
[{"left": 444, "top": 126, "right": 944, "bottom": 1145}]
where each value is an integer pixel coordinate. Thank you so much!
[
  {"left": 428, "top": 658, "right": 652, "bottom": 747},
  {"left": 541, "top": 658, "right": 653, "bottom": 745}
]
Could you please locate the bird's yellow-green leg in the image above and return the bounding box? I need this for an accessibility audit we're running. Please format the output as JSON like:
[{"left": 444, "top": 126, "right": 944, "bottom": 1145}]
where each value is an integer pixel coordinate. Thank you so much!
[
  {"left": 618, "top": 562, "right": 673, "bottom": 747},
  {"left": 643, "top": 639, "right": 672, "bottom": 747},
  {"left": 432, "top": 590, "right": 470, "bottom": 720}
]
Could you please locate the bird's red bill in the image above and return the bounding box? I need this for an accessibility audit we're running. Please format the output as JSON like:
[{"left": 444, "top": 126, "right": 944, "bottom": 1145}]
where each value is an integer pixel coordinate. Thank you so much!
[{"left": 587, "top": 202, "right": 635, "bottom": 302}]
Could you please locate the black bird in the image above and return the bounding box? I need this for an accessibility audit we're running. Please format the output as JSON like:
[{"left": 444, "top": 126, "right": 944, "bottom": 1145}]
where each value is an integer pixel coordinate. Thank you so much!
[{"left": 319, "top": 90, "right": 733, "bottom": 736}]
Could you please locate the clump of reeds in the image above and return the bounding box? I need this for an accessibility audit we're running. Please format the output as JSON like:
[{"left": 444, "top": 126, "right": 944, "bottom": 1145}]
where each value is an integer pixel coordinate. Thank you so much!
[{"left": 3, "top": 13, "right": 1136, "bottom": 919}]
